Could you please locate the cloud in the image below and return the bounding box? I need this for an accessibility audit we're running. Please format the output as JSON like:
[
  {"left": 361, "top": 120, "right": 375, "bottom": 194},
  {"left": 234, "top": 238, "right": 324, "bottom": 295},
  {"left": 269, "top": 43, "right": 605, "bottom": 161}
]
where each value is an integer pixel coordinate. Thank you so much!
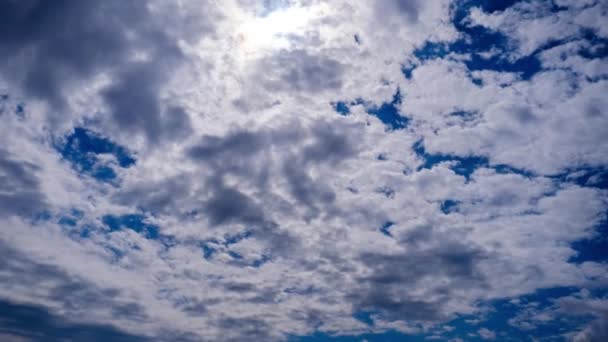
[
  {"left": 0, "top": 0, "right": 213, "bottom": 142},
  {"left": 0, "top": 0, "right": 607, "bottom": 341},
  {"left": 0, "top": 239, "right": 152, "bottom": 339},
  {"left": 478, "top": 327, "right": 496, "bottom": 340},
  {"left": 0, "top": 299, "right": 149, "bottom": 342},
  {"left": 0, "top": 148, "right": 47, "bottom": 217}
]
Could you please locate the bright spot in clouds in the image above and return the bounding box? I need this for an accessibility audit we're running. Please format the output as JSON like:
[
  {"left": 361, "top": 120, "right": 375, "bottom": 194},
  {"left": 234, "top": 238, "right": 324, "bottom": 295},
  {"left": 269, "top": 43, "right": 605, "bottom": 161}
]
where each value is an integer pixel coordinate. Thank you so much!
[{"left": 236, "top": 3, "right": 325, "bottom": 55}]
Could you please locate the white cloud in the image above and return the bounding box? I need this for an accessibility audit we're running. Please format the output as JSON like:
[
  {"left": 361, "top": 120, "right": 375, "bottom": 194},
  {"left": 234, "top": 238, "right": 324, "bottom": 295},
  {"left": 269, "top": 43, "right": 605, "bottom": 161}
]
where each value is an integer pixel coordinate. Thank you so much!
[{"left": 0, "top": 0, "right": 606, "bottom": 341}]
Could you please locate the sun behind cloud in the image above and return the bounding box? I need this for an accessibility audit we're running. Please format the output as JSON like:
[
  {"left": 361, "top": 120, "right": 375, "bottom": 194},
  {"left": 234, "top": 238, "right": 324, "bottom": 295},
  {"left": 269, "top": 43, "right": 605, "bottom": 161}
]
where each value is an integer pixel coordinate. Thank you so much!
[{"left": 235, "top": 3, "right": 326, "bottom": 56}]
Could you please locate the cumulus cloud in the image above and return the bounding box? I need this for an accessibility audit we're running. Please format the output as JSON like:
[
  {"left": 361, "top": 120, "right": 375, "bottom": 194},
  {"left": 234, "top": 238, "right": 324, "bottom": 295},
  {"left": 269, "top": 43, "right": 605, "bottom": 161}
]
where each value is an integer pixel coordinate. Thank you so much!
[{"left": 0, "top": 0, "right": 607, "bottom": 341}]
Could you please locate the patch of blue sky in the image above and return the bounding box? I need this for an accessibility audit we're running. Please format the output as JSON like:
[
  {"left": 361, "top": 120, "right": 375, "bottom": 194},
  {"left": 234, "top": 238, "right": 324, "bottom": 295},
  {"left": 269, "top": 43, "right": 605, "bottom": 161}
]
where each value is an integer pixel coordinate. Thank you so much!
[
  {"left": 227, "top": 250, "right": 243, "bottom": 260},
  {"left": 492, "top": 164, "right": 535, "bottom": 178},
  {"left": 579, "top": 31, "right": 608, "bottom": 60},
  {"left": 332, "top": 90, "right": 408, "bottom": 130},
  {"left": 102, "top": 214, "right": 159, "bottom": 240},
  {"left": 440, "top": 200, "right": 460, "bottom": 214},
  {"left": 227, "top": 250, "right": 271, "bottom": 268},
  {"left": 298, "top": 287, "right": 597, "bottom": 342},
  {"left": 458, "top": 0, "right": 522, "bottom": 14},
  {"left": 569, "top": 216, "right": 608, "bottom": 264},
  {"left": 57, "top": 209, "right": 84, "bottom": 227},
  {"left": 353, "top": 310, "right": 375, "bottom": 326},
  {"left": 545, "top": 167, "right": 608, "bottom": 264},
  {"left": 201, "top": 243, "right": 216, "bottom": 260},
  {"left": 14, "top": 103, "right": 25, "bottom": 118},
  {"left": 292, "top": 286, "right": 599, "bottom": 342},
  {"left": 0, "top": 94, "right": 25, "bottom": 119},
  {"left": 330, "top": 101, "right": 350, "bottom": 116},
  {"left": 57, "top": 127, "right": 136, "bottom": 183},
  {"left": 414, "top": 140, "right": 536, "bottom": 180},
  {"left": 365, "top": 89, "right": 408, "bottom": 130},
  {"left": 413, "top": 31, "right": 541, "bottom": 82},
  {"left": 401, "top": 64, "right": 415, "bottom": 79},
  {"left": 76, "top": 226, "right": 93, "bottom": 239},
  {"left": 551, "top": 167, "right": 608, "bottom": 190},
  {"left": 32, "top": 210, "right": 52, "bottom": 224},
  {"left": 440, "top": 287, "right": 596, "bottom": 341},
  {"left": 379, "top": 221, "right": 394, "bottom": 237},
  {"left": 330, "top": 89, "right": 409, "bottom": 130},
  {"left": 251, "top": 254, "right": 271, "bottom": 268},
  {"left": 224, "top": 230, "right": 253, "bottom": 246},
  {"left": 406, "top": 0, "right": 546, "bottom": 82},
  {"left": 413, "top": 140, "right": 488, "bottom": 180},
  {"left": 450, "top": 110, "right": 478, "bottom": 119}
]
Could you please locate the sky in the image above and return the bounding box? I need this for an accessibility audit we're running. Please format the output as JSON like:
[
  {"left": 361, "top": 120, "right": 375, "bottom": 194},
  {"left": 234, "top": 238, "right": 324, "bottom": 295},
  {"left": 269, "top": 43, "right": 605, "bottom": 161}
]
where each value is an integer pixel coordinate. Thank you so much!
[{"left": 0, "top": 0, "right": 607, "bottom": 341}]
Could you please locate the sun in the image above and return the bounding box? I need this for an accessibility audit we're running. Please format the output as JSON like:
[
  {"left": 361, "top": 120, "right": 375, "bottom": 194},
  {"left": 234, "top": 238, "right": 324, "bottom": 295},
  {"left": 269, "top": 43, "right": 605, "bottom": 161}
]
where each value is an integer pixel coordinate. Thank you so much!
[{"left": 235, "top": 3, "right": 326, "bottom": 56}]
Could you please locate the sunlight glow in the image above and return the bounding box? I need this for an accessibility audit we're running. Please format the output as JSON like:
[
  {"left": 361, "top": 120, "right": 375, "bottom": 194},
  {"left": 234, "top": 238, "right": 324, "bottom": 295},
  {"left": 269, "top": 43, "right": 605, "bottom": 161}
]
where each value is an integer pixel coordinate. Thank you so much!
[{"left": 236, "top": 4, "right": 325, "bottom": 55}]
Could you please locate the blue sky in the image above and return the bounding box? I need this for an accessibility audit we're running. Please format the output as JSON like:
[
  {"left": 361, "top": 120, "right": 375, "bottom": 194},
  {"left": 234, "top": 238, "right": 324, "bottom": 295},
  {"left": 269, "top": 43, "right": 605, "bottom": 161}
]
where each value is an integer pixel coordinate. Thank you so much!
[{"left": 0, "top": 0, "right": 607, "bottom": 341}]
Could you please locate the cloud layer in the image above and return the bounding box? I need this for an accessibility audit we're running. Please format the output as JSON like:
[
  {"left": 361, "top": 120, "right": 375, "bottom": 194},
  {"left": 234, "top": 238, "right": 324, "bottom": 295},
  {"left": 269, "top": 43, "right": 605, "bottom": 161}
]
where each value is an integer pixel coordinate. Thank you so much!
[{"left": 0, "top": 0, "right": 607, "bottom": 341}]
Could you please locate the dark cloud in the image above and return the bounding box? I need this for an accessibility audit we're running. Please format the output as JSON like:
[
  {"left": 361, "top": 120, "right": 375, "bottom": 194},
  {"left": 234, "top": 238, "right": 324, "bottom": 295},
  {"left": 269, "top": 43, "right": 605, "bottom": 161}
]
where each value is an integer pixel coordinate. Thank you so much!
[
  {"left": 350, "top": 234, "right": 486, "bottom": 322},
  {"left": 256, "top": 49, "right": 345, "bottom": 94},
  {"left": 301, "top": 121, "right": 358, "bottom": 165},
  {"left": 216, "top": 317, "right": 274, "bottom": 342},
  {"left": 114, "top": 176, "right": 193, "bottom": 215},
  {"left": 0, "top": 241, "right": 151, "bottom": 336},
  {"left": 187, "top": 130, "right": 268, "bottom": 166},
  {"left": 202, "top": 182, "right": 267, "bottom": 226},
  {"left": 375, "top": 0, "right": 422, "bottom": 23},
  {"left": 394, "top": 0, "right": 421, "bottom": 22},
  {"left": 0, "top": 299, "right": 150, "bottom": 342},
  {"left": 186, "top": 120, "right": 360, "bottom": 222},
  {"left": 283, "top": 159, "right": 335, "bottom": 218},
  {"left": 0, "top": 0, "right": 207, "bottom": 142},
  {"left": 557, "top": 296, "right": 608, "bottom": 342},
  {"left": 0, "top": 149, "right": 46, "bottom": 217},
  {"left": 575, "top": 317, "right": 608, "bottom": 342}
]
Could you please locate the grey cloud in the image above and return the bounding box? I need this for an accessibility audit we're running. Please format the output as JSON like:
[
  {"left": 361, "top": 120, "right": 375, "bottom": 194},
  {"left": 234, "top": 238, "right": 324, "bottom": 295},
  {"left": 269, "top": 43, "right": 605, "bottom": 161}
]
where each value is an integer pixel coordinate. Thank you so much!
[
  {"left": 0, "top": 241, "right": 152, "bottom": 339},
  {"left": 283, "top": 159, "right": 335, "bottom": 218},
  {"left": 508, "top": 292, "right": 608, "bottom": 341},
  {"left": 256, "top": 49, "right": 345, "bottom": 94},
  {"left": 216, "top": 317, "right": 274, "bottom": 342},
  {"left": 558, "top": 296, "right": 608, "bottom": 342},
  {"left": 0, "top": 0, "right": 208, "bottom": 142},
  {"left": 0, "top": 0, "right": 136, "bottom": 107},
  {"left": 375, "top": 0, "right": 422, "bottom": 23},
  {"left": 180, "top": 302, "right": 208, "bottom": 317},
  {"left": 4, "top": 0, "right": 606, "bottom": 340},
  {"left": 202, "top": 182, "right": 267, "bottom": 227},
  {"left": 187, "top": 130, "right": 267, "bottom": 162},
  {"left": 573, "top": 317, "right": 608, "bottom": 342},
  {"left": 0, "top": 149, "right": 46, "bottom": 218},
  {"left": 301, "top": 121, "right": 358, "bottom": 165},
  {"left": 350, "top": 236, "right": 487, "bottom": 322},
  {"left": 114, "top": 176, "right": 193, "bottom": 215},
  {"left": 283, "top": 122, "right": 357, "bottom": 215},
  {"left": 0, "top": 299, "right": 150, "bottom": 342},
  {"left": 187, "top": 120, "right": 360, "bottom": 222}
]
